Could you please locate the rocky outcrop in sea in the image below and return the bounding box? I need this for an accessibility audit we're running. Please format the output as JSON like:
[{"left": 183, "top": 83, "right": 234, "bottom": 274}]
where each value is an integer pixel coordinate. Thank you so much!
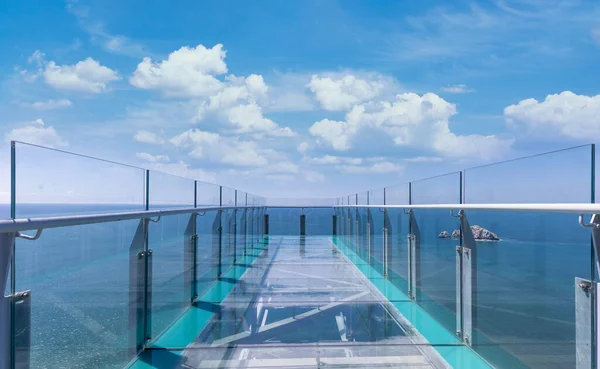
[
  {"left": 437, "top": 231, "right": 450, "bottom": 238},
  {"left": 437, "top": 225, "right": 500, "bottom": 241}
]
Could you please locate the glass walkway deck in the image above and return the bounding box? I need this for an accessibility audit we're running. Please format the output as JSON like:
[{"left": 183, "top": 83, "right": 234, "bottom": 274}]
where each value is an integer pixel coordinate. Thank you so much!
[{"left": 134, "top": 235, "right": 487, "bottom": 369}]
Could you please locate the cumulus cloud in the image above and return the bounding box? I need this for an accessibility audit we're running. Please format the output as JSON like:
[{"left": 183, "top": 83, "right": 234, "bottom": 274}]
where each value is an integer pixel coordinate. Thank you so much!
[
  {"left": 21, "top": 99, "right": 73, "bottom": 110},
  {"left": 130, "top": 44, "right": 227, "bottom": 97},
  {"left": 20, "top": 51, "right": 120, "bottom": 93},
  {"left": 504, "top": 91, "right": 600, "bottom": 140},
  {"left": 136, "top": 152, "right": 170, "bottom": 163},
  {"left": 43, "top": 58, "right": 120, "bottom": 93},
  {"left": 133, "top": 130, "right": 165, "bottom": 144},
  {"left": 440, "top": 84, "right": 473, "bottom": 93},
  {"left": 4, "top": 119, "right": 68, "bottom": 148},
  {"left": 170, "top": 128, "right": 286, "bottom": 167},
  {"left": 309, "top": 119, "right": 352, "bottom": 151},
  {"left": 309, "top": 92, "right": 512, "bottom": 160},
  {"left": 307, "top": 73, "right": 389, "bottom": 111},
  {"left": 129, "top": 44, "right": 295, "bottom": 137}
]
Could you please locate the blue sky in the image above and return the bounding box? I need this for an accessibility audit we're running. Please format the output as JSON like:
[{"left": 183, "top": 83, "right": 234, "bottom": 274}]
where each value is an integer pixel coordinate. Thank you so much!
[{"left": 1, "top": 0, "right": 600, "bottom": 203}]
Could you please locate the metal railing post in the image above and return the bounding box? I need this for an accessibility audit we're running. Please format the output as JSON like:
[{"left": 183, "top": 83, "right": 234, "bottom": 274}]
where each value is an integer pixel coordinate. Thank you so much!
[
  {"left": 233, "top": 191, "right": 238, "bottom": 264},
  {"left": 264, "top": 213, "right": 269, "bottom": 236},
  {"left": 408, "top": 209, "right": 420, "bottom": 301},
  {"left": 129, "top": 219, "right": 149, "bottom": 356},
  {"left": 300, "top": 213, "right": 306, "bottom": 236},
  {"left": 184, "top": 213, "right": 197, "bottom": 302},
  {"left": 217, "top": 187, "right": 223, "bottom": 276},
  {"left": 577, "top": 214, "right": 600, "bottom": 369},
  {"left": 332, "top": 214, "right": 337, "bottom": 236},
  {"left": 455, "top": 210, "right": 475, "bottom": 345},
  {"left": 1, "top": 232, "right": 16, "bottom": 369}
]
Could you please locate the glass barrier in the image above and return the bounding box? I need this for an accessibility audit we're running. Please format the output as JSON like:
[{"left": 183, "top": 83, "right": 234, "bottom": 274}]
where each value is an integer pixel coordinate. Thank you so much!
[
  {"left": 220, "top": 187, "right": 236, "bottom": 274},
  {"left": 196, "top": 181, "right": 220, "bottom": 207},
  {"left": 11, "top": 141, "right": 145, "bottom": 218},
  {"left": 464, "top": 144, "right": 594, "bottom": 204},
  {"left": 385, "top": 183, "right": 411, "bottom": 296},
  {"left": 196, "top": 210, "right": 221, "bottom": 299},
  {"left": 463, "top": 145, "right": 595, "bottom": 369},
  {"left": 148, "top": 171, "right": 195, "bottom": 209},
  {"left": 368, "top": 189, "right": 385, "bottom": 275},
  {"left": 14, "top": 219, "right": 140, "bottom": 369},
  {"left": 411, "top": 173, "right": 461, "bottom": 337},
  {"left": 149, "top": 213, "right": 193, "bottom": 339}
]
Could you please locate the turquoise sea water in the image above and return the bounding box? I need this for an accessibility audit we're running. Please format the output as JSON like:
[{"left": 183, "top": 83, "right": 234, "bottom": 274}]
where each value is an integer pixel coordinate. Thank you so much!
[{"left": 1, "top": 204, "right": 594, "bottom": 369}]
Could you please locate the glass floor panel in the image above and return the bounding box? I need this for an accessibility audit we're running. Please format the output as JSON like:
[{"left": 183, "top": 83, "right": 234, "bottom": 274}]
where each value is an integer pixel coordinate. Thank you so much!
[{"left": 136, "top": 236, "right": 489, "bottom": 369}]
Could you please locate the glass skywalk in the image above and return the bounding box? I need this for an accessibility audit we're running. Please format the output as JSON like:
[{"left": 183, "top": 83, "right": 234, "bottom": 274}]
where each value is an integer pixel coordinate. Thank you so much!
[{"left": 1, "top": 141, "right": 600, "bottom": 369}]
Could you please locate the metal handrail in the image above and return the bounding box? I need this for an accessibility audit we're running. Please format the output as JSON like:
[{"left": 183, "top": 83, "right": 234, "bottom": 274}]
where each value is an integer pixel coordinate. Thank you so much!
[
  {"left": 3, "top": 202, "right": 599, "bottom": 235},
  {"left": 334, "top": 203, "right": 600, "bottom": 214},
  {"left": 0, "top": 205, "right": 264, "bottom": 233}
]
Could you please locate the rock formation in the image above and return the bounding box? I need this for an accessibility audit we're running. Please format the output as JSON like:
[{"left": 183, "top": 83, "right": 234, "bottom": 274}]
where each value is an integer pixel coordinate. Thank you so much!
[
  {"left": 439, "top": 226, "right": 500, "bottom": 241},
  {"left": 437, "top": 231, "right": 450, "bottom": 238}
]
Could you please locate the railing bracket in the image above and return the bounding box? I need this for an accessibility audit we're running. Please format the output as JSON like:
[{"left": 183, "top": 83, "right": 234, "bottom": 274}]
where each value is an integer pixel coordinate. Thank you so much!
[{"left": 16, "top": 229, "right": 43, "bottom": 241}]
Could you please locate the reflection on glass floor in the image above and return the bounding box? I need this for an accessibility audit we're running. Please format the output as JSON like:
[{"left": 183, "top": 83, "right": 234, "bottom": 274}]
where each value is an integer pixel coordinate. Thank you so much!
[{"left": 148, "top": 236, "right": 453, "bottom": 368}]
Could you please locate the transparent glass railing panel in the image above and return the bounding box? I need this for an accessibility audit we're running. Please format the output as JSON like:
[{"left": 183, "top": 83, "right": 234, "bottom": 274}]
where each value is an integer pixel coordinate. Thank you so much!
[
  {"left": 411, "top": 173, "right": 461, "bottom": 336},
  {"left": 221, "top": 187, "right": 235, "bottom": 206},
  {"left": 15, "top": 219, "right": 139, "bottom": 368},
  {"left": 464, "top": 144, "right": 594, "bottom": 203},
  {"left": 368, "top": 189, "right": 385, "bottom": 275},
  {"left": 412, "top": 208, "right": 460, "bottom": 335},
  {"left": 149, "top": 213, "right": 193, "bottom": 339},
  {"left": 220, "top": 209, "right": 235, "bottom": 274},
  {"left": 462, "top": 145, "right": 595, "bottom": 368},
  {"left": 148, "top": 171, "right": 194, "bottom": 209},
  {"left": 196, "top": 181, "right": 220, "bottom": 207},
  {"left": 387, "top": 208, "right": 410, "bottom": 295},
  {"left": 235, "top": 208, "right": 247, "bottom": 261},
  {"left": 411, "top": 172, "right": 461, "bottom": 205},
  {"left": 304, "top": 208, "right": 334, "bottom": 236},
  {"left": 386, "top": 183, "right": 410, "bottom": 205},
  {"left": 267, "top": 208, "right": 301, "bottom": 236},
  {"left": 12, "top": 142, "right": 145, "bottom": 218},
  {"left": 464, "top": 210, "right": 592, "bottom": 369},
  {"left": 196, "top": 210, "right": 220, "bottom": 300},
  {"left": 385, "top": 184, "right": 410, "bottom": 294}
]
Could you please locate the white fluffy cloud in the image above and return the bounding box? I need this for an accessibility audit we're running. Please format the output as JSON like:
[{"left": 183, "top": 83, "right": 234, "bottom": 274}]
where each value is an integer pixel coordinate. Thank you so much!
[
  {"left": 440, "top": 84, "right": 473, "bottom": 93},
  {"left": 308, "top": 74, "right": 388, "bottom": 111},
  {"left": 130, "top": 44, "right": 227, "bottom": 97},
  {"left": 170, "top": 128, "right": 285, "bottom": 167},
  {"left": 21, "top": 51, "right": 120, "bottom": 93},
  {"left": 129, "top": 44, "right": 295, "bottom": 137},
  {"left": 4, "top": 119, "right": 68, "bottom": 148},
  {"left": 133, "top": 130, "right": 165, "bottom": 144},
  {"left": 309, "top": 119, "right": 353, "bottom": 150},
  {"left": 309, "top": 92, "right": 512, "bottom": 160},
  {"left": 44, "top": 58, "right": 120, "bottom": 93},
  {"left": 504, "top": 91, "right": 600, "bottom": 140},
  {"left": 136, "top": 152, "right": 170, "bottom": 163},
  {"left": 21, "top": 99, "right": 73, "bottom": 110}
]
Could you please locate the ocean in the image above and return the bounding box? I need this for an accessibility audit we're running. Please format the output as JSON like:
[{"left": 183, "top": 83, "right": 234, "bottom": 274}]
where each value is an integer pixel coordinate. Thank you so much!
[{"left": 0, "top": 204, "right": 594, "bottom": 369}]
